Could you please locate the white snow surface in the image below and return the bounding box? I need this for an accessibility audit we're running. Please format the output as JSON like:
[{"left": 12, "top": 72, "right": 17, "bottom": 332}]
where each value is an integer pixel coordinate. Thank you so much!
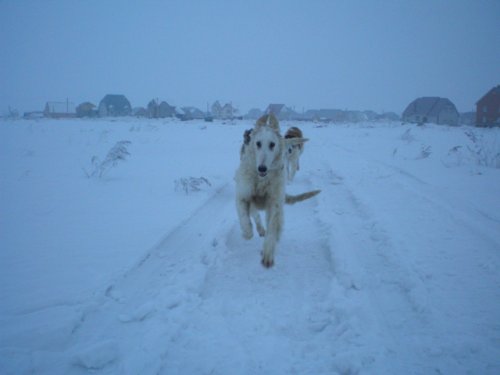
[{"left": 1, "top": 118, "right": 499, "bottom": 374}]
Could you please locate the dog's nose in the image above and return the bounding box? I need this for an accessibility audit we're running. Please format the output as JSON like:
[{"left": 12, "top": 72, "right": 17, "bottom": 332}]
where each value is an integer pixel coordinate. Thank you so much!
[{"left": 258, "top": 165, "right": 267, "bottom": 173}]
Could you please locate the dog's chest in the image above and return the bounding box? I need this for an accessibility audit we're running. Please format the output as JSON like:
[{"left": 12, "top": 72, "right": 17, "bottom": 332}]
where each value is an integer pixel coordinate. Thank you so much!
[
  {"left": 251, "top": 193, "right": 268, "bottom": 209},
  {"left": 251, "top": 179, "right": 270, "bottom": 207},
  {"left": 250, "top": 174, "right": 284, "bottom": 209}
]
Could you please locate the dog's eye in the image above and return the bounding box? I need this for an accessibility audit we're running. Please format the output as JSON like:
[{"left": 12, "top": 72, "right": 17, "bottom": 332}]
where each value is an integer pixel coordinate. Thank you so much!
[
  {"left": 256, "top": 141, "right": 262, "bottom": 149},
  {"left": 269, "top": 142, "right": 275, "bottom": 150}
]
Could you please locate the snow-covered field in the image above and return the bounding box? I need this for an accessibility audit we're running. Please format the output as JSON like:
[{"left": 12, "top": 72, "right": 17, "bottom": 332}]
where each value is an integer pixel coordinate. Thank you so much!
[{"left": 1, "top": 117, "right": 499, "bottom": 374}]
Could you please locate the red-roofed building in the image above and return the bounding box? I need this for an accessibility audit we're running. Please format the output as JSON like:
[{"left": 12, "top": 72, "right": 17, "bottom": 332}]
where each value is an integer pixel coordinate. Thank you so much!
[{"left": 476, "top": 85, "right": 500, "bottom": 127}]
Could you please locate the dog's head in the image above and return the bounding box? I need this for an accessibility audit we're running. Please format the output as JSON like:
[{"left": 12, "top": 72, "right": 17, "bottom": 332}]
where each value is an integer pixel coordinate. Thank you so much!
[
  {"left": 286, "top": 138, "right": 308, "bottom": 156},
  {"left": 252, "top": 118, "right": 283, "bottom": 177},
  {"left": 284, "top": 126, "right": 303, "bottom": 139},
  {"left": 248, "top": 114, "right": 307, "bottom": 177},
  {"left": 284, "top": 126, "right": 307, "bottom": 155}
]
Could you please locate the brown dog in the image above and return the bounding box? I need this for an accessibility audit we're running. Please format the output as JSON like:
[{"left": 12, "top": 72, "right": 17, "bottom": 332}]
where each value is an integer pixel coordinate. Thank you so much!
[{"left": 284, "top": 127, "right": 307, "bottom": 181}]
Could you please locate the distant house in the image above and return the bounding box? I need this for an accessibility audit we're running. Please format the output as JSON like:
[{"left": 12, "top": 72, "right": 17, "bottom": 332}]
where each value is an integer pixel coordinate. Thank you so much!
[
  {"left": 376, "top": 112, "right": 400, "bottom": 122},
  {"left": 148, "top": 99, "right": 176, "bottom": 118},
  {"left": 44, "top": 100, "right": 76, "bottom": 118},
  {"left": 476, "top": 85, "right": 500, "bottom": 127},
  {"left": 133, "top": 107, "right": 148, "bottom": 117},
  {"left": 147, "top": 99, "right": 159, "bottom": 118},
  {"left": 178, "top": 106, "right": 205, "bottom": 120},
  {"left": 265, "top": 104, "right": 285, "bottom": 116},
  {"left": 244, "top": 108, "right": 264, "bottom": 120},
  {"left": 211, "top": 101, "right": 222, "bottom": 118},
  {"left": 221, "top": 103, "right": 236, "bottom": 119},
  {"left": 278, "top": 106, "right": 301, "bottom": 121},
  {"left": 98, "top": 94, "right": 131, "bottom": 117},
  {"left": 346, "top": 111, "right": 368, "bottom": 122},
  {"left": 23, "top": 111, "right": 44, "bottom": 119},
  {"left": 211, "top": 101, "right": 236, "bottom": 119},
  {"left": 159, "top": 101, "right": 176, "bottom": 118},
  {"left": 76, "top": 102, "right": 96, "bottom": 118},
  {"left": 402, "top": 97, "right": 459, "bottom": 125},
  {"left": 303, "top": 109, "right": 345, "bottom": 122}
]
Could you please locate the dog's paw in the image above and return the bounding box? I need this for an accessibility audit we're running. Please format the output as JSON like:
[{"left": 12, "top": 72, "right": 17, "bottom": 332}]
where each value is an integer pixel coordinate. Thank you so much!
[
  {"left": 261, "top": 254, "right": 274, "bottom": 268},
  {"left": 242, "top": 227, "right": 253, "bottom": 240},
  {"left": 256, "top": 225, "right": 266, "bottom": 237}
]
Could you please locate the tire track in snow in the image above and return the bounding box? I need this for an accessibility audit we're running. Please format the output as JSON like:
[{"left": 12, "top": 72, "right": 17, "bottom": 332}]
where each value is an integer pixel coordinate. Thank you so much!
[
  {"left": 162, "top": 176, "right": 337, "bottom": 375},
  {"left": 310, "top": 152, "right": 500, "bottom": 374},
  {"left": 53, "top": 183, "right": 236, "bottom": 374},
  {"left": 309, "top": 163, "right": 448, "bottom": 373}
]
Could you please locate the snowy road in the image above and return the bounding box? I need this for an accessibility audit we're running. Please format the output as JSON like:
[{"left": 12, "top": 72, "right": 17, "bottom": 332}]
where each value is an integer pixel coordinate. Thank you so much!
[
  {"left": 1, "top": 119, "right": 499, "bottom": 374},
  {"left": 47, "top": 181, "right": 338, "bottom": 374},
  {"left": 310, "top": 144, "right": 500, "bottom": 373}
]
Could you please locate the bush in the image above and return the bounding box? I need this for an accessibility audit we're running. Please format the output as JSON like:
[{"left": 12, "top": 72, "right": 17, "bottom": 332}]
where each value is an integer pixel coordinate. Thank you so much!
[
  {"left": 174, "top": 177, "right": 211, "bottom": 194},
  {"left": 84, "top": 141, "right": 131, "bottom": 178},
  {"left": 465, "top": 131, "right": 500, "bottom": 169}
]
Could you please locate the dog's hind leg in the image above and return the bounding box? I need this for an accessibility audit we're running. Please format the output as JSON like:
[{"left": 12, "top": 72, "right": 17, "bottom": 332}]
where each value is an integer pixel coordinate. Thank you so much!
[
  {"left": 250, "top": 206, "right": 265, "bottom": 237},
  {"left": 287, "top": 159, "right": 294, "bottom": 182},
  {"left": 261, "top": 205, "right": 283, "bottom": 268},
  {"left": 236, "top": 198, "right": 253, "bottom": 239},
  {"left": 289, "top": 162, "right": 297, "bottom": 181}
]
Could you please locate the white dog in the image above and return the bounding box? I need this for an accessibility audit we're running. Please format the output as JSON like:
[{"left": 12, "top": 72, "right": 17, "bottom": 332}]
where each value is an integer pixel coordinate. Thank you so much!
[
  {"left": 235, "top": 114, "right": 320, "bottom": 268},
  {"left": 284, "top": 126, "right": 307, "bottom": 182}
]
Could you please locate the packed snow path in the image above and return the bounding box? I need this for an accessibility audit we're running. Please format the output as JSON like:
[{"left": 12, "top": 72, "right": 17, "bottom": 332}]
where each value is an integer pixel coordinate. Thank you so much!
[
  {"left": 31, "top": 179, "right": 339, "bottom": 374},
  {"left": 1, "top": 120, "right": 499, "bottom": 374}
]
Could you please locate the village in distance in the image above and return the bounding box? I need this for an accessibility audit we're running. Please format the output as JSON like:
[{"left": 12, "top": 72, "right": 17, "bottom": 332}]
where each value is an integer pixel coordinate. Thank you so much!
[{"left": 3, "top": 85, "right": 500, "bottom": 127}]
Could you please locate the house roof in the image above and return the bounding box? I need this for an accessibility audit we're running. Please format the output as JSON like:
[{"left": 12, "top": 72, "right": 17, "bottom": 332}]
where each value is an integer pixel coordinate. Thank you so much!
[
  {"left": 403, "top": 97, "right": 458, "bottom": 118},
  {"left": 265, "top": 104, "right": 285, "bottom": 115},
  {"left": 159, "top": 101, "right": 174, "bottom": 108},
  {"left": 181, "top": 106, "right": 205, "bottom": 117},
  {"left": 100, "top": 94, "right": 131, "bottom": 109},
  {"left": 77, "top": 102, "right": 95, "bottom": 109},
  {"left": 477, "top": 85, "right": 500, "bottom": 105}
]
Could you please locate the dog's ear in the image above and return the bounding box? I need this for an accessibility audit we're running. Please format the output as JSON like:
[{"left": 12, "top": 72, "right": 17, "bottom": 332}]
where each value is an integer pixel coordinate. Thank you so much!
[
  {"left": 255, "top": 114, "right": 280, "bottom": 132},
  {"left": 267, "top": 113, "right": 279, "bottom": 131},
  {"left": 285, "top": 137, "right": 309, "bottom": 147},
  {"left": 243, "top": 129, "right": 252, "bottom": 145},
  {"left": 256, "top": 114, "right": 268, "bottom": 128}
]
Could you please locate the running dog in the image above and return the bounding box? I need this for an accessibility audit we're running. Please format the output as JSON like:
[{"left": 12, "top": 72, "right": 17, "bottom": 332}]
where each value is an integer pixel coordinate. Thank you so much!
[
  {"left": 235, "top": 114, "right": 320, "bottom": 268},
  {"left": 284, "top": 126, "right": 307, "bottom": 182}
]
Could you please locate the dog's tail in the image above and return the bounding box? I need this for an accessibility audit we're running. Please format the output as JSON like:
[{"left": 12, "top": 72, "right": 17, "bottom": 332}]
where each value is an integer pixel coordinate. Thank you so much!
[{"left": 285, "top": 189, "right": 321, "bottom": 205}]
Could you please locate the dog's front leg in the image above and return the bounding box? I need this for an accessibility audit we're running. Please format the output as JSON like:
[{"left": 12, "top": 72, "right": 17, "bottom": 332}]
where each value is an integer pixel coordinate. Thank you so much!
[
  {"left": 236, "top": 198, "right": 253, "bottom": 239},
  {"left": 250, "top": 206, "right": 265, "bottom": 237},
  {"left": 261, "top": 204, "right": 283, "bottom": 268}
]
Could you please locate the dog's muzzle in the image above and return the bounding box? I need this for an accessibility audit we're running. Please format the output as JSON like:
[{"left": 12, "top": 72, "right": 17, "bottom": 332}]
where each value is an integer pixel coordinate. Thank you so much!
[{"left": 258, "top": 165, "right": 267, "bottom": 177}]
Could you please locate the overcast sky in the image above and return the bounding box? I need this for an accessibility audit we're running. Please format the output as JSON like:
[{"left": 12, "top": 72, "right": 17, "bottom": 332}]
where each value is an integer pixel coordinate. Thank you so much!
[{"left": 1, "top": 0, "right": 499, "bottom": 115}]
